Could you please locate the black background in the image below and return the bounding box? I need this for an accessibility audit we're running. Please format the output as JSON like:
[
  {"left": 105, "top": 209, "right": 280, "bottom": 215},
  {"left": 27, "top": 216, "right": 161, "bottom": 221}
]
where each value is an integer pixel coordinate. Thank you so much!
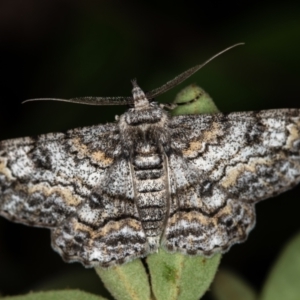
[{"left": 0, "top": 1, "right": 300, "bottom": 298}]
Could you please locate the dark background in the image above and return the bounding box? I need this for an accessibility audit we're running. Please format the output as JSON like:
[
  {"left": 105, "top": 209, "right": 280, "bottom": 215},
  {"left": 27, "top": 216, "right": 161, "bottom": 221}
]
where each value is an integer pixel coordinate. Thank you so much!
[{"left": 0, "top": 0, "right": 300, "bottom": 298}]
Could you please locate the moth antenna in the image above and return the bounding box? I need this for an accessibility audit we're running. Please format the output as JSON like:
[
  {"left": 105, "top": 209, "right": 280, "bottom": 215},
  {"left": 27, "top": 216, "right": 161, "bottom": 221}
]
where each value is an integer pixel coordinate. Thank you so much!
[
  {"left": 146, "top": 43, "right": 244, "bottom": 99},
  {"left": 22, "top": 96, "right": 134, "bottom": 106},
  {"left": 23, "top": 43, "right": 243, "bottom": 106}
]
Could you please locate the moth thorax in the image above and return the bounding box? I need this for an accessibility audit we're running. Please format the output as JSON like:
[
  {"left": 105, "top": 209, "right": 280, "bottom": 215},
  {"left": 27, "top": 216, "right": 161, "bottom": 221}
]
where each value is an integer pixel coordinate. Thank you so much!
[{"left": 131, "top": 81, "right": 149, "bottom": 109}]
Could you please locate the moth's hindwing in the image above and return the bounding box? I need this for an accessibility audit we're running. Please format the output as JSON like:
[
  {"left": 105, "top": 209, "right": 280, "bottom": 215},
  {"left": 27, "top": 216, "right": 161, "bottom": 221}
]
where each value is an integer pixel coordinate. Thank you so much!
[{"left": 52, "top": 159, "right": 149, "bottom": 267}]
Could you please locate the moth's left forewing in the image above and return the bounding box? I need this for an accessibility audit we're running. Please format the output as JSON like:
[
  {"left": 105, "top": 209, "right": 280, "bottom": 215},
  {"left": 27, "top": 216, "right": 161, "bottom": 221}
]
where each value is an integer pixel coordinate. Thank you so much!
[
  {"left": 0, "top": 123, "right": 150, "bottom": 267},
  {"left": 164, "top": 109, "right": 300, "bottom": 256},
  {"left": 0, "top": 123, "right": 119, "bottom": 228}
]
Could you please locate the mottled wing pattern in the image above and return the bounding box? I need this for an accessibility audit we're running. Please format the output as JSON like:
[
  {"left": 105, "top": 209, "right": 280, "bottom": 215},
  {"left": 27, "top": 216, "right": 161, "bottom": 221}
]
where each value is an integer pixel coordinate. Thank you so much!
[
  {"left": 164, "top": 109, "right": 300, "bottom": 255},
  {"left": 0, "top": 123, "right": 148, "bottom": 267},
  {"left": 52, "top": 158, "right": 148, "bottom": 267}
]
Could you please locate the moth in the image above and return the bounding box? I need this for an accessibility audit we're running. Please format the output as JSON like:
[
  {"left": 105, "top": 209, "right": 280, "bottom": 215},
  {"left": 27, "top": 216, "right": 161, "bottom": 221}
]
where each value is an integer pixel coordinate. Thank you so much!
[{"left": 0, "top": 44, "right": 300, "bottom": 268}]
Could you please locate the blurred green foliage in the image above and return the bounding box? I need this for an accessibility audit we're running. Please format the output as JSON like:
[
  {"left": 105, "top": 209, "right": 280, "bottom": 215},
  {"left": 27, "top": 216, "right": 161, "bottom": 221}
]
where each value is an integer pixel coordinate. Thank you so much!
[{"left": 211, "top": 232, "right": 300, "bottom": 300}]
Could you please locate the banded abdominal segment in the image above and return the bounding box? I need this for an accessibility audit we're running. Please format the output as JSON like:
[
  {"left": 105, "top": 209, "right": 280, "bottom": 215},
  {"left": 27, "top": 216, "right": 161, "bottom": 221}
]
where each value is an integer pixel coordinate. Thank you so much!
[{"left": 133, "top": 143, "right": 168, "bottom": 251}]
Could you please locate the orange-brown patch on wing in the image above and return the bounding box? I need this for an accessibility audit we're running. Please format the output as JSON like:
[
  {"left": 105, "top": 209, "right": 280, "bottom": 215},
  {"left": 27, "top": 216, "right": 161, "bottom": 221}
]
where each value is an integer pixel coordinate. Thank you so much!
[
  {"left": 92, "top": 218, "right": 143, "bottom": 239},
  {"left": 71, "top": 138, "right": 113, "bottom": 167},
  {"left": 220, "top": 158, "right": 272, "bottom": 188},
  {"left": 168, "top": 211, "right": 213, "bottom": 226},
  {"left": 91, "top": 150, "right": 113, "bottom": 165},
  {"left": 0, "top": 157, "right": 15, "bottom": 181},
  {"left": 286, "top": 120, "right": 300, "bottom": 150},
  {"left": 182, "top": 122, "right": 222, "bottom": 157},
  {"left": 28, "top": 183, "right": 82, "bottom": 206},
  {"left": 73, "top": 219, "right": 94, "bottom": 234},
  {"left": 182, "top": 141, "right": 204, "bottom": 157}
]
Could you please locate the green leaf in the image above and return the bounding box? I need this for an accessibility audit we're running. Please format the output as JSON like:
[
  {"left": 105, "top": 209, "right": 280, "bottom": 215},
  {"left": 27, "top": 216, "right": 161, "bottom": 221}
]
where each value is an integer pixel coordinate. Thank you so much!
[
  {"left": 1, "top": 290, "right": 106, "bottom": 300},
  {"left": 171, "top": 84, "right": 220, "bottom": 116},
  {"left": 211, "top": 269, "right": 257, "bottom": 300},
  {"left": 260, "top": 232, "right": 300, "bottom": 300},
  {"left": 95, "top": 259, "right": 151, "bottom": 300},
  {"left": 147, "top": 248, "right": 221, "bottom": 300}
]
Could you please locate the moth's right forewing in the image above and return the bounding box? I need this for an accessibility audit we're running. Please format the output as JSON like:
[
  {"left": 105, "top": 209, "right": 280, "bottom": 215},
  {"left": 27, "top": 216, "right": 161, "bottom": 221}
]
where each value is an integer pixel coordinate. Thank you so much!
[{"left": 170, "top": 109, "right": 300, "bottom": 204}]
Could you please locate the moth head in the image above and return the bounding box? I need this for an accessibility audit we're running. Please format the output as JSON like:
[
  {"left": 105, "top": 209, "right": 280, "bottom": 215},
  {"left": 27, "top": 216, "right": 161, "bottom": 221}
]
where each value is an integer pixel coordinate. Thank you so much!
[{"left": 131, "top": 79, "right": 150, "bottom": 109}]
